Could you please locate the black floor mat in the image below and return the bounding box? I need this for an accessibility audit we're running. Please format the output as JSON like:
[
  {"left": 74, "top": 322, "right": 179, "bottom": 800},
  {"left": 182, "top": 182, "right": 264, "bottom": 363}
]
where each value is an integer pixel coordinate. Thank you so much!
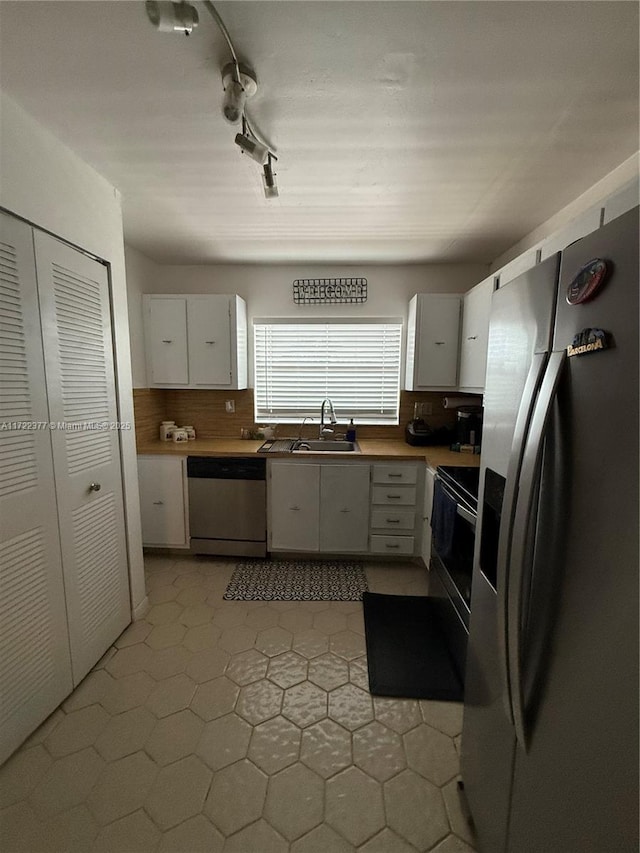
[{"left": 363, "top": 592, "right": 464, "bottom": 701}]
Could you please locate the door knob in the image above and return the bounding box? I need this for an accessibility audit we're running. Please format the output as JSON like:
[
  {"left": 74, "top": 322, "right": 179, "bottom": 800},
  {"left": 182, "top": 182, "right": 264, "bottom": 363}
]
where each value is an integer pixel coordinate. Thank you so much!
[{"left": 89, "top": 482, "right": 101, "bottom": 492}]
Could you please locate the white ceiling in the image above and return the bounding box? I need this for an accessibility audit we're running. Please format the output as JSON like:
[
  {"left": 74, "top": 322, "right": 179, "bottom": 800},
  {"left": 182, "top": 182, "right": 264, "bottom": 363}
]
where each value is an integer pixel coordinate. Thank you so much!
[{"left": 0, "top": 1, "right": 638, "bottom": 265}]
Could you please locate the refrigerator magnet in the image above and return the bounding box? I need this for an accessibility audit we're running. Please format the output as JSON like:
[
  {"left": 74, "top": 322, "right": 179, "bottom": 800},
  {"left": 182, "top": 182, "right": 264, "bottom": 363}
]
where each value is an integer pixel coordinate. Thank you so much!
[
  {"left": 567, "top": 327, "right": 610, "bottom": 357},
  {"left": 566, "top": 258, "right": 608, "bottom": 304}
]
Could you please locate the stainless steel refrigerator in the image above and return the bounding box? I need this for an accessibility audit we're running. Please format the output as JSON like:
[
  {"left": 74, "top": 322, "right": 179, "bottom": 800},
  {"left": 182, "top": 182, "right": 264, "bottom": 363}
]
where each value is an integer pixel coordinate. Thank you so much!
[{"left": 461, "top": 206, "right": 639, "bottom": 853}]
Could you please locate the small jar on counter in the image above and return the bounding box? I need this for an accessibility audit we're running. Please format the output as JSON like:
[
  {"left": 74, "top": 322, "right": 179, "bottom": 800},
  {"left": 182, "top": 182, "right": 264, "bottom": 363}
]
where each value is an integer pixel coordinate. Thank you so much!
[
  {"left": 182, "top": 425, "right": 196, "bottom": 440},
  {"left": 172, "top": 428, "right": 189, "bottom": 443},
  {"left": 159, "top": 420, "right": 177, "bottom": 441}
]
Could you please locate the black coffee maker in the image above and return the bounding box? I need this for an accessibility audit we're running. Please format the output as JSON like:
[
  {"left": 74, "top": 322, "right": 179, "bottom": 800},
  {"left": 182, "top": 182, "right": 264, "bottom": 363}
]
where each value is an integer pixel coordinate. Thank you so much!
[{"left": 456, "top": 406, "right": 483, "bottom": 447}]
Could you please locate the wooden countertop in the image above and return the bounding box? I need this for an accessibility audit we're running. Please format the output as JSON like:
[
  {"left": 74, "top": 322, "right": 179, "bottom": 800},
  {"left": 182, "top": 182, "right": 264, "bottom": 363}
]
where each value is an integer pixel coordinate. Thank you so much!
[{"left": 137, "top": 438, "right": 480, "bottom": 469}]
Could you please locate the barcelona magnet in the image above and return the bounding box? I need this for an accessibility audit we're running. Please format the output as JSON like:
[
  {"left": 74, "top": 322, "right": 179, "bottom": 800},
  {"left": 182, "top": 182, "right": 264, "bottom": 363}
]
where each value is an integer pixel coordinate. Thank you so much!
[
  {"left": 566, "top": 258, "right": 608, "bottom": 305},
  {"left": 566, "top": 328, "right": 610, "bottom": 358}
]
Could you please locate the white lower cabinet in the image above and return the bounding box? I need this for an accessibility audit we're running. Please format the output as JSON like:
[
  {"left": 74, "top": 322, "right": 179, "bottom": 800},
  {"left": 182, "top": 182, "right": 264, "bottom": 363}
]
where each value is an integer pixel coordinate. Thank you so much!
[
  {"left": 320, "top": 465, "right": 370, "bottom": 552},
  {"left": 269, "top": 461, "right": 370, "bottom": 554},
  {"left": 369, "top": 462, "right": 423, "bottom": 557},
  {"left": 138, "top": 455, "right": 189, "bottom": 548},
  {"left": 269, "top": 463, "right": 321, "bottom": 552}
]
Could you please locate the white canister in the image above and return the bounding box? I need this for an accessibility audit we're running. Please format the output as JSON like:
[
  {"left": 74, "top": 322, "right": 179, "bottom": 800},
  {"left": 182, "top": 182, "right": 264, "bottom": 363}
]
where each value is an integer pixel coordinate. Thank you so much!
[
  {"left": 159, "top": 420, "right": 176, "bottom": 441},
  {"left": 182, "top": 425, "right": 196, "bottom": 440},
  {"left": 172, "top": 428, "right": 188, "bottom": 443}
]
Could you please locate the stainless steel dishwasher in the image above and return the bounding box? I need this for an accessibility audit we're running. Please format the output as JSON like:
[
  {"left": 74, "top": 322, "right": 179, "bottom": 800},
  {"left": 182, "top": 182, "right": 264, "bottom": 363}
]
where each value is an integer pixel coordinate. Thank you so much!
[{"left": 187, "top": 457, "right": 266, "bottom": 557}]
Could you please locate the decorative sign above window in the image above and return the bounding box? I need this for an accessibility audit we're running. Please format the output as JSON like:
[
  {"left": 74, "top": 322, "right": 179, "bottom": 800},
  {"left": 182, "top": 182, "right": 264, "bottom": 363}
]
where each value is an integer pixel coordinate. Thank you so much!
[{"left": 292, "top": 278, "right": 368, "bottom": 305}]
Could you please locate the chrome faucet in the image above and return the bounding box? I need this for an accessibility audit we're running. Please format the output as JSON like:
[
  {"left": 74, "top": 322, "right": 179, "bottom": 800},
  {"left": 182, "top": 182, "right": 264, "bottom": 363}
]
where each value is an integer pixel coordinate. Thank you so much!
[{"left": 319, "top": 398, "right": 337, "bottom": 438}]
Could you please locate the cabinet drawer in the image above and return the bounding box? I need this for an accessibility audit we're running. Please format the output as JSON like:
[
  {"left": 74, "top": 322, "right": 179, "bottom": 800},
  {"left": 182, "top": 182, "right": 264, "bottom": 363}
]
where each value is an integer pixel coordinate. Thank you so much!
[
  {"left": 370, "top": 509, "right": 415, "bottom": 531},
  {"left": 372, "top": 464, "right": 418, "bottom": 485},
  {"left": 372, "top": 485, "right": 417, "bottom": 506},
  {"left": 370, "top": 535, "right": 415, "bottom": 555}
]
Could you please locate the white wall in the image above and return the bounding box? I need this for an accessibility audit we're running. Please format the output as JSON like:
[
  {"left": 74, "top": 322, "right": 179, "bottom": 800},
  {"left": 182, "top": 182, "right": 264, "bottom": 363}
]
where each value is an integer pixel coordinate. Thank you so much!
[
  {"left": 0, "top": 93, "right": 147, "bottom": 616},
  {"left": 125, "top": 252, "right": 488, "bottom": 387},
  {"left": 490, "top": 153, "right": 639, "bottom": 272}
]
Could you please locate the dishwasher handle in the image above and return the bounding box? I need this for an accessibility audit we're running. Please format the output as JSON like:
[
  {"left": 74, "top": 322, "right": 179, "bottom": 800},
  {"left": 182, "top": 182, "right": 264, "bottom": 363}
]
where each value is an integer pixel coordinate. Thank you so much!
[{"left": 187, "top": 456, "right": 266, "bottom": 480}]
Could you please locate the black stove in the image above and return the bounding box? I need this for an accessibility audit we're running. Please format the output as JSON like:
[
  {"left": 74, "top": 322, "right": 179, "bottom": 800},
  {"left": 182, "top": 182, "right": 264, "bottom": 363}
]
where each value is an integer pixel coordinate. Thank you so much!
[{"left": 437, "top": 465, "right": 480, "bottom": 513}]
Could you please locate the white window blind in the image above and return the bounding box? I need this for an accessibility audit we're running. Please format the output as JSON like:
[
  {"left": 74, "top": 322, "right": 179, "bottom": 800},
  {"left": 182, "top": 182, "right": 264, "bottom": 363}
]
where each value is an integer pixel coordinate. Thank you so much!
[{"left": 254, "top": 320, "right": 402, "bottom": 425}]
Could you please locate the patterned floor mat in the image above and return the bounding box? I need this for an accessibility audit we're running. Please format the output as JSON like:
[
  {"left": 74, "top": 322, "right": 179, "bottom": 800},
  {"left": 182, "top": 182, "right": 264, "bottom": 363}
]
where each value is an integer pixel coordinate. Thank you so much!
[{"left": 223, "top": 559, "right": 369, "bottom": 601}]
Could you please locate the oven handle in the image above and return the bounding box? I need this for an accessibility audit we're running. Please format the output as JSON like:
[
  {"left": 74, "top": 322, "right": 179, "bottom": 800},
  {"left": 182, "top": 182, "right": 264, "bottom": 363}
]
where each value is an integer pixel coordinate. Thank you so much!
[{"left": 436, "top": 478, "right": 477, "bottom": 530}]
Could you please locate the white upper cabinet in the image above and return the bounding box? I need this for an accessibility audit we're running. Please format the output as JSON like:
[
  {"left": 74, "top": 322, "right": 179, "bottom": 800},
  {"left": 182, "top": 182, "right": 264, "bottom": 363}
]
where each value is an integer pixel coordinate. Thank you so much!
[
  {"left": 458, "top": 275, "right": 494, "bottom": 392},
  {"left": 145, "top": 297, "right": 189, "bottom": 385},
  {"left": 405, "top": 294, "right": 461, "bottom": 390},
  {"left": 143, "top": 294, "right": 247, "bottom": 389}
]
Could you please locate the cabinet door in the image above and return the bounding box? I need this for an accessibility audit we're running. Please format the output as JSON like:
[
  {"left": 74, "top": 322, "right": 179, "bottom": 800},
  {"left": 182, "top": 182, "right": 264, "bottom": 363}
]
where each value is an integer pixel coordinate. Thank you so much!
[
  {"left": 139, "top": 456, "right": 188, "bottom": 547},
  {"left": 270, "top": 463, "right": 320, "bottom": 551},
  {"left": 421, "top": 467, "right": 436, "bottom": 567},
  {"left": 0, "top": 213, "right": 73, "bottom": 764},
  {"left": 415, "top": 295, "right": 461, "bottom": 388},
  {"left": 188, "top": 296, "right": 232, "bottom": 387},
  {"left": 320, "top": 465, "right": 370, "bottom": 552},
  {"left": 144, "top": 297, "right": 189, "bottom": 385},
  {"left": 459, "top": 276, "right": 493, "bottom": 391},
  {"left": 35, "top": 232, "right": 131, "bottom": 686}
]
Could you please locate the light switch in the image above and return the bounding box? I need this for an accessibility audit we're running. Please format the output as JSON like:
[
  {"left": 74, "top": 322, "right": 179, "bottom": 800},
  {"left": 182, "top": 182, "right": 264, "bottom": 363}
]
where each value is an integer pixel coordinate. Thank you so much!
[{"left": 225, "top": 400, "right": 235, "bottom": 413}]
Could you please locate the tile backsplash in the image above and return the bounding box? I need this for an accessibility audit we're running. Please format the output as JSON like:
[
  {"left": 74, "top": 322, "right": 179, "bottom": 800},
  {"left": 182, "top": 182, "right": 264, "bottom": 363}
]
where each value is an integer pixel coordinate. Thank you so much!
[{"left": 133, "top": 388, "right": 459, "bottom": 445}]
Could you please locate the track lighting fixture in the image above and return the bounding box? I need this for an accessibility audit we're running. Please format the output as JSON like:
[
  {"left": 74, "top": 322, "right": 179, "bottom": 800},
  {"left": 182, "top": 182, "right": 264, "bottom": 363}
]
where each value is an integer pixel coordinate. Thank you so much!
[
  {"left": 235, "top": 132, "right": 269, "bottom": 165},
  {"left": 262, "top": 154, "right": 279, "bottom": 199},
  {"left": 145, "top": 0, "right": 281, "bottom": 196},
  {"left": 221, "top": 62, "right": 257, "bottom": 125},
  {"left": 145, "top": 1, "right": 199, "bottom": 34}
]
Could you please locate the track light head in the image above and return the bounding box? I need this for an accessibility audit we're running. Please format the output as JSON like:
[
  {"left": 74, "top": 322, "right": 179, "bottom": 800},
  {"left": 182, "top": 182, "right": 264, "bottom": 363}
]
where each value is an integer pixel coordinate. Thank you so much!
[
  {"left": 221, "top": 63, "right": 257, "bottom": 124},
  {"left": 145, "top": 1, "right": 199, "bottom": 34},
  {"left": 234, "top": 133, "right": 269, "bottom": 165},
  {"left": 262, "top": 156, "right": 279, "bottom": 199}
]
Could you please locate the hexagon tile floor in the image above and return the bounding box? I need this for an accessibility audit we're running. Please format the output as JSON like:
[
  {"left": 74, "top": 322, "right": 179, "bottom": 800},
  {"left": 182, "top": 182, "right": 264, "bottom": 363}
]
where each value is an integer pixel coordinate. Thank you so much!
[{"left": 0, "top": 556, "right": 478, "bottom": 853}]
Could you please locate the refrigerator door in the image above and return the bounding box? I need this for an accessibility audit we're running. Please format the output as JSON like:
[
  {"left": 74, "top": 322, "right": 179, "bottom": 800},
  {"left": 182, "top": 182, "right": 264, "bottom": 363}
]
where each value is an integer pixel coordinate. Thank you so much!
[
  {"left": 461, "top": 256, "right": 559, "bottom": 853},
  {"left": 506, "top": 207, "right": 639, "bottom": 852}
]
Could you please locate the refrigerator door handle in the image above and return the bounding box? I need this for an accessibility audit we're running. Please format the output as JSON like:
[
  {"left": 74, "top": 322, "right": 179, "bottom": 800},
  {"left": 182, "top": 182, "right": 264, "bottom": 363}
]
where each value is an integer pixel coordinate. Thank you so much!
[
  {"left": 508, "top": 349, "right": 566, "bottom": 750},
  {"left": 496, "top": 352, "right": 548, "bottom": 724}
]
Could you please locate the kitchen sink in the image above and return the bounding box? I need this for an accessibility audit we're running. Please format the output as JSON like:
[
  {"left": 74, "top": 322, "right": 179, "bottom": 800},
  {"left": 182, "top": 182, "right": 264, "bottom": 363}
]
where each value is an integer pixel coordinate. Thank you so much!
[{"left": 292, "top": 439, "right": 359, "bottom": 453}]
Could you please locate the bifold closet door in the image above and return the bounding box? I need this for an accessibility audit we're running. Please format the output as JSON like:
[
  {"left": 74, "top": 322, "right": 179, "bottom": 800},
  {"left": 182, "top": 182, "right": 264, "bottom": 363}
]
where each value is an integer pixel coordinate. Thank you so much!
[
  {"left": 34, "top": 231, "right": 130, "bottom": 685},
  {"left": 0, "top": 212, "right": 73, "bottom": 764}
]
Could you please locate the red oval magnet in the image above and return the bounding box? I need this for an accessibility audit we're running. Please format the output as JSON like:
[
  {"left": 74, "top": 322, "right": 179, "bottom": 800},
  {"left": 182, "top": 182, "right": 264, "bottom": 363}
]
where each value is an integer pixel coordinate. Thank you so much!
[{"left": 566, "top": 258, "right": 608, "bottom": 305}]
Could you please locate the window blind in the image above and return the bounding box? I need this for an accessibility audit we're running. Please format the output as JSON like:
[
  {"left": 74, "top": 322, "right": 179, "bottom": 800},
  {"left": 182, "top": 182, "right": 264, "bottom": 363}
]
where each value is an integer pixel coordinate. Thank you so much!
[{"left": 254, "top": 320, "right": 402, "bottom": 425}]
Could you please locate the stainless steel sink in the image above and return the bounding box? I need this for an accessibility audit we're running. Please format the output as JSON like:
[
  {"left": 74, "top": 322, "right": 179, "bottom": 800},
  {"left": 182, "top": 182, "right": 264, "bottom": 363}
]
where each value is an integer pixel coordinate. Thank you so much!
[{"left": 292, "top": 439, "right": 359, "bottom": 453}]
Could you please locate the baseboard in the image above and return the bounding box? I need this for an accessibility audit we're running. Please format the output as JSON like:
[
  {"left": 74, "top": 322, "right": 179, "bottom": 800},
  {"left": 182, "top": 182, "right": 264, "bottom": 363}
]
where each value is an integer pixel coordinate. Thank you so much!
[{"left": 132, "top": 595, "right": 150, "bottom": 620}]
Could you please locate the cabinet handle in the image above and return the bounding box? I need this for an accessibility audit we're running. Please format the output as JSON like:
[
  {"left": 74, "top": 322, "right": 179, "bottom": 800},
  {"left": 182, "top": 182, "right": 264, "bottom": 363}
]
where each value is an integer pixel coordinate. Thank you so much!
[
  {"left": 89, "top": 482, "right": 101, "bottom": 492},
  {"left": 153, "top": 501, "right": 164, "bottom": 505},
  {"left": 386, "top": 518, "right": 400, "bottom": 523},
  {"left": 340, "top": 508, "right": 350, "bottom": 513},
  {"left": 290, "top": 506, "right": 300, "bottom": 511},
  {"left": 205, "top": 340, "right": 216, "bottom": 345},
  {"left": 387, "top": 473, "right": 403, "bottom": 478},
  {"left": 435, "top": 341, "right": 445, "bottom": 345},
  {"left": 161, "top": 339, "right": 173, "bottom": 344},
  {"left": 385, "top": 543, "right": 400, "bottom": 549},
  {"left": 467, "top": 335, "right": 478, "bottom": 340},
  {"left": 386, "top": 494, "right": 401, "bottom": 499}
]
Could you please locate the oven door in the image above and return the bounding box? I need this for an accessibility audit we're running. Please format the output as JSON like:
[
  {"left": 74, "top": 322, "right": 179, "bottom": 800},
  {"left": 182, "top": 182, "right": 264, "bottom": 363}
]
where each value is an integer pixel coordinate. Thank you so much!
[{"left": 430, "top": 478, "right": 476, "bottom": 630}]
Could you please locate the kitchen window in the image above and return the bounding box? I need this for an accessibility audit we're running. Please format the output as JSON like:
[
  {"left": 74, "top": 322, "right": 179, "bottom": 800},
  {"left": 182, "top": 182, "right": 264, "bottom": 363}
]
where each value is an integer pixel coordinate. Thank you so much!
[{"left": 253, "top": 319, "right": 402, "bottom": 425}]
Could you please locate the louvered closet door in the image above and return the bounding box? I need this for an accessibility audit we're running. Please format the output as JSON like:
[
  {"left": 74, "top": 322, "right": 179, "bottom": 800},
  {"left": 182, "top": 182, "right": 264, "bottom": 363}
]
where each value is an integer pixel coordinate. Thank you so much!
[
  {"left": 0, "top": 212, "right": 73, "bottom": 764},
  {"left": 34, "top": 232, "right": 130, "bottom": 685}
]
